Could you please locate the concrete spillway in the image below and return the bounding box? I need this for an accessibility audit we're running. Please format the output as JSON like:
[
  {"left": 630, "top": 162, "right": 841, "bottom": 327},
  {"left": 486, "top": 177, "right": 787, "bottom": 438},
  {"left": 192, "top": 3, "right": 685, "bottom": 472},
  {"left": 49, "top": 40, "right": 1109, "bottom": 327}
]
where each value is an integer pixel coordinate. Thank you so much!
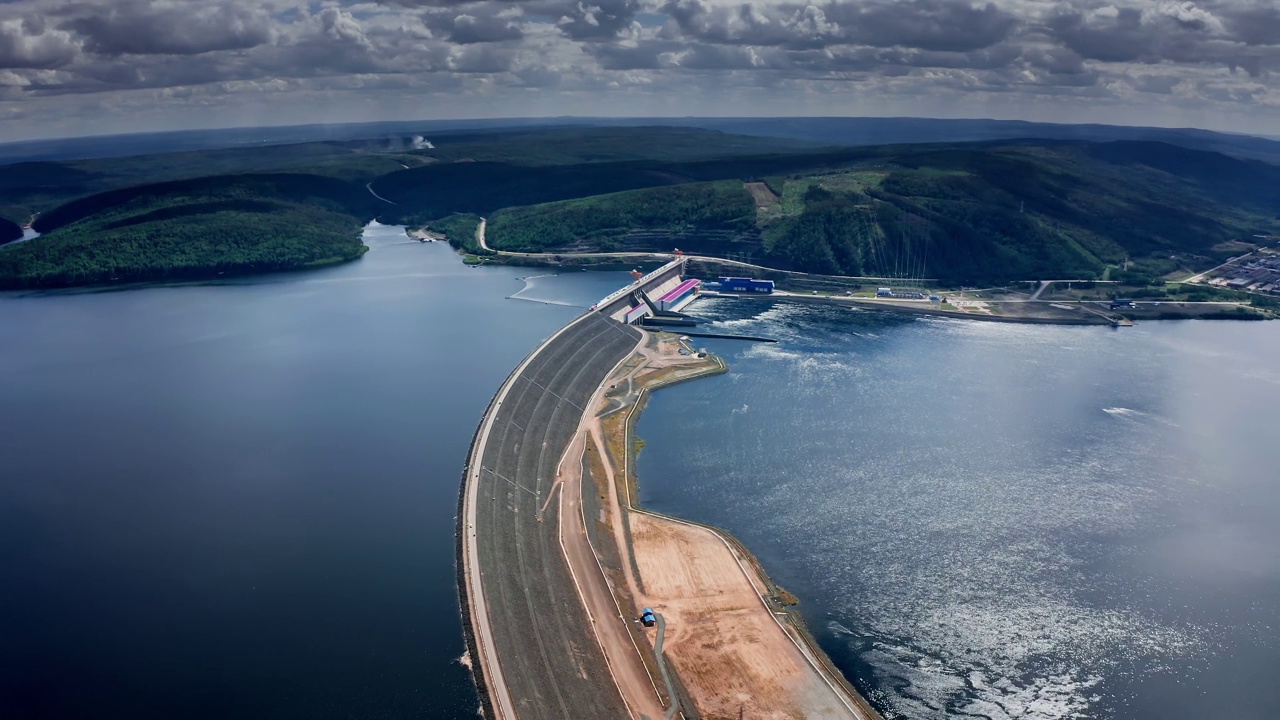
[{"left": 595, "top": 258, "right": 689, "bottom": 325}]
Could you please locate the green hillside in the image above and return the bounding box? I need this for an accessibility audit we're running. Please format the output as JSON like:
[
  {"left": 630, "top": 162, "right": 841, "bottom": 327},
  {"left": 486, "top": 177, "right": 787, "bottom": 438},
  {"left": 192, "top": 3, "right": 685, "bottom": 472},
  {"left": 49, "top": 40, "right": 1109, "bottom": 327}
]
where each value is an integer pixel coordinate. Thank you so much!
[
  {"left": 0, "top": 139, "right": 439, "bottom": 226},
  {"left": 0, "top": 217, "right": 20, "bottom": 245},
  {"left": 0, "top": 174, "right": 370, "bottom": 289},
  {"left": 4, "top": 126, "right": 1278, "bottom": 289},
  {"left": 487, "top": 181, "right": 756, "bottom": 252},
  {"left": 482, "top": 140, "right": 1280, "bottom": 284}
]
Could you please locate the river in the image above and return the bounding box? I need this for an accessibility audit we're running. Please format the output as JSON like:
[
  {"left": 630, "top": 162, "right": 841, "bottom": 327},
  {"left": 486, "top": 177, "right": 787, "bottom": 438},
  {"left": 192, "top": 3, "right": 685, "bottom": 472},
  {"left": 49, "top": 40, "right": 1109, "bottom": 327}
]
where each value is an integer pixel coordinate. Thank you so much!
[
  {"left": 636, "top": 298, "right": 1280, "bottom": 719},
  {"left": 0, "top": 222, "right": 631, "bottom": 719}
]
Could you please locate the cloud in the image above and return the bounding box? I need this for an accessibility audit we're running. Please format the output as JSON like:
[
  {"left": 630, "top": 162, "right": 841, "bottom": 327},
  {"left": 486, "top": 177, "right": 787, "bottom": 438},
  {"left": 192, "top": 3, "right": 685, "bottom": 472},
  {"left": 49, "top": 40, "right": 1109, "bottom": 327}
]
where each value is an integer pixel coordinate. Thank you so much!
[
  {"left": 547, "top": 0, "right": 642, "bottom": 40},
  {"left": 422, "top": 8, "right": 525, "bottom": 44},
  {"left": 661, "top": 0, "right": 1018, "bottom": 52},
  {"left": 63, "top": 1, "right": 274, "bottom": 56},
  {"left": 1, "top": 0, "right": 1279, "bottom": 140},
  {"left": 0, "top": 15, "right": 79, "bottom": 68},
  {"left": 1042, "top": 2, "right": 1279, "bottom": 71},
  {"left": 1221, "top": 4, "right": 1280, "bottom": 46}
]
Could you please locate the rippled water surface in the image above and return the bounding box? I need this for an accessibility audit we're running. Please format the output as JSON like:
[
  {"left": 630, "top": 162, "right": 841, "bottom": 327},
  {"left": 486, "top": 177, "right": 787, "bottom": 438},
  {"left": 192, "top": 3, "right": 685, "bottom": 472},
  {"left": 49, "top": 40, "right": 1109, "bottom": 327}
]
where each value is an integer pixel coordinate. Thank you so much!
[
  {"left": 0, "top": 223, "right": 631, "bottom": 719},
  {"left": 636, "top": 298, "right": 1280, "bottom": 719}
]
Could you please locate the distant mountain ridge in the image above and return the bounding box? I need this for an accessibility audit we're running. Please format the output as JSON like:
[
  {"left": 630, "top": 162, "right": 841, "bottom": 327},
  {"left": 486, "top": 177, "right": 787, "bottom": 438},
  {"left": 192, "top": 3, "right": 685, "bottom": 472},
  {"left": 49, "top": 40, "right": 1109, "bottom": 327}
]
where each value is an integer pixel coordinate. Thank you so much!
[
  {"left": 4, "top": 116, "right": 1280, "bottom": 166},
  {"left": 4, "top": 125, "right": 1277, "bottom": 290}
]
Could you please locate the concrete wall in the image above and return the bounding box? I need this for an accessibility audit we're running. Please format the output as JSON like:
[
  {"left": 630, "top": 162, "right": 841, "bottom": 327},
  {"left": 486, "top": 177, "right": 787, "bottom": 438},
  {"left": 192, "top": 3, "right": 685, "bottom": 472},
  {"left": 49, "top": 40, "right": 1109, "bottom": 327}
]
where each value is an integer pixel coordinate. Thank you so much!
[{"left": 597, "top": 258, "right": 687, "bottom": 323}]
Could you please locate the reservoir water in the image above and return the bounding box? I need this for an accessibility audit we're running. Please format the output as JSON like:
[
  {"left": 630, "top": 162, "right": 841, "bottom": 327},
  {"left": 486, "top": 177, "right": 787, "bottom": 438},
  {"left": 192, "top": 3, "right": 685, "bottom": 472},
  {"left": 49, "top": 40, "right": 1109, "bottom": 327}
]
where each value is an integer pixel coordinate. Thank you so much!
[
  {"left": 636, "top": 298, "right": 1280, "bottom": 719},
  {"left": 6, "top": 231, "right": 1278, "bottom": 720},
  {"left": 0, "top": 222, "right": 631, "bottom": 719}
]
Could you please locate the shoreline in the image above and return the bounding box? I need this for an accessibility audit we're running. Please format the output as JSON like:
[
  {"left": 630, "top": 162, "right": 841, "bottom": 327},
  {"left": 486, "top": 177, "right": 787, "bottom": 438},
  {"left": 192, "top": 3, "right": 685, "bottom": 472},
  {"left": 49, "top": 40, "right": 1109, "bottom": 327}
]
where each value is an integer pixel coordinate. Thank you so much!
[
  {"left": 456, "top": 312, "right": 650, "bottom": 720},
  {"left": 453, "top": 225, "right": 1270, "bottom": 324},
  {"left": 456, "top": 317, "right": 882, "bottom": 719},
  {"left": 601, "top": 335, "right": 883, "bottom": 719}
]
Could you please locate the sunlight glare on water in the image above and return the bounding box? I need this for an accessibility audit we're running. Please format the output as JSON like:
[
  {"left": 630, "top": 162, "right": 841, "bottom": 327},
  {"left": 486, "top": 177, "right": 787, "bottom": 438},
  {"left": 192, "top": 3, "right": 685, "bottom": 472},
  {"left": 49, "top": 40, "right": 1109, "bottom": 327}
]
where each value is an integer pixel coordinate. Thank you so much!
[{"left": 637, "top": 297, "right": 1280, "bottom": 720}]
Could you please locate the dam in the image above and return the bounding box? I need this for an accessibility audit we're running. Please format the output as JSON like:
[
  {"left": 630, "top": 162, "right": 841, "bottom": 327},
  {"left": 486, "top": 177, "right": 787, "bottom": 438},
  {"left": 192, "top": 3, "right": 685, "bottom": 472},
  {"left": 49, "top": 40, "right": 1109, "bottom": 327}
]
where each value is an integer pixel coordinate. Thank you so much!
[
  {"left": 458, "top": 262, "right": 876, "bottom": 720},
  {"left": 460, "top": 311, "right": 642, "bottom": 719}
]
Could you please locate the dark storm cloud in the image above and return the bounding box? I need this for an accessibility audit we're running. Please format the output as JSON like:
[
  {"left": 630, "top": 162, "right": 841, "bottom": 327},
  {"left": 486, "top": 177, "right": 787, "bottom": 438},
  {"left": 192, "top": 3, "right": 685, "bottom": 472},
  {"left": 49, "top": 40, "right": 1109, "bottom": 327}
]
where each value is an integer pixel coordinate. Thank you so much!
[
  {"left": 63, "top": 0, "right": 274, "bottom": 56},
  {"left": 1043, "top": 3, "right": 1280, "bottom": 77},
  {"left": 376, "top": 0, "right": 508, "bottom": 6},
  {"left": 382, "top": 0, "right": 639, "bottom": 40},
  {"left": 824, "top": 0, "right": 1018, "bottom": 52},
  {"left": 661, "top": 0, "right": 1017, "bottom": 52},
  {"left": 1044, "top": 7, "right": 1158, "bottom": 63},
  {"left": 422, "top": 9, "right": 524, "bottom": 44},
  {"left": 1221, "top": 4, "right": 1280, "bottom": 46},
  {"left": 0, "top": 14, "right": 77, "bottom": 68},
  {"left": 3, "top": 0, "right": 1280, "bottom": 139}
]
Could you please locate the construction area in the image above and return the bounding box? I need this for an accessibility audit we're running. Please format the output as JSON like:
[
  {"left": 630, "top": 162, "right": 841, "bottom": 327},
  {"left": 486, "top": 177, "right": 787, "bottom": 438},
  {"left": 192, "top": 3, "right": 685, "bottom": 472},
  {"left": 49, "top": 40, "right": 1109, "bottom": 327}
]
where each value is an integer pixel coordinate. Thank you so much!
[
  {"left": 591, "top": 334, "right": 879, "bottom": 720},
  {"left": 460, "top": 273, "right": 880, "bottom": 720}
]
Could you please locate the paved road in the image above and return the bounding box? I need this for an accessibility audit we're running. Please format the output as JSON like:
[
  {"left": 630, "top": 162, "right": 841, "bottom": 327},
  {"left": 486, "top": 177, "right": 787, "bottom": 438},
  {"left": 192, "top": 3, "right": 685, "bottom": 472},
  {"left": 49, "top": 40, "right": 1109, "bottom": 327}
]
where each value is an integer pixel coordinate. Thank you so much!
[
  {"left": 365, "top": 182, "right": 397, "bottom": 205},
  {"left": 475, "top": 218, "right": 938, "bottom": 282},
  {"left": 463, "top": 312, "right": 644, "bottom": 720},
  {"left": 561, "top": 434, "right": 667, "bottom": 720},
  {"left": 652, "top": 614, "right": 681, "bottom": 720},
  {"left": 1183, "top": 252, "right": 1254, "bottom": 284}
]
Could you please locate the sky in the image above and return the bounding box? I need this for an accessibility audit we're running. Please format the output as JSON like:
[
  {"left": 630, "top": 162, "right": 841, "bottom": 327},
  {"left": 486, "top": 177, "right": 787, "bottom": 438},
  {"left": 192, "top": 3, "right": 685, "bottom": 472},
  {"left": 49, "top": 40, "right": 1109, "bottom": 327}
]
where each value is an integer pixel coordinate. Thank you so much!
[{"left": 2, "top": 0, "right": 1280, "bottom": 141}]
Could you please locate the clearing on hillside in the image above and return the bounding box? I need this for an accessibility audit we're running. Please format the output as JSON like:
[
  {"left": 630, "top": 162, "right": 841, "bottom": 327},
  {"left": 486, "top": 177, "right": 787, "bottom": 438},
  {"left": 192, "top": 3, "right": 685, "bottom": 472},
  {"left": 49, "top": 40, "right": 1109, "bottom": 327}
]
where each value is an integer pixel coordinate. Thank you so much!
[{"left": 744, "top": 181, "right": 781, "bottom": 210}]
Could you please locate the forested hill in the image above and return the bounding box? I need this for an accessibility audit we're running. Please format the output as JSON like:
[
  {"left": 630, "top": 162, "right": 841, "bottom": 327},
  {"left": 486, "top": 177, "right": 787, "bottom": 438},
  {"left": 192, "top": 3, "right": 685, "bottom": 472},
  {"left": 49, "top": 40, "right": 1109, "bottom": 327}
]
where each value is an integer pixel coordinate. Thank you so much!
[
  {"left": 0, "top": 174, "right": 371, "bottom": 289},
  {"left": 483, "top": 139, "right": 1280, "bottom": 284},
  {"left": 0, "top": 217, "right": 20, "bottom": 245},
  {"left": 3, "top": 125, "right": 1278, "bottom": 289}
]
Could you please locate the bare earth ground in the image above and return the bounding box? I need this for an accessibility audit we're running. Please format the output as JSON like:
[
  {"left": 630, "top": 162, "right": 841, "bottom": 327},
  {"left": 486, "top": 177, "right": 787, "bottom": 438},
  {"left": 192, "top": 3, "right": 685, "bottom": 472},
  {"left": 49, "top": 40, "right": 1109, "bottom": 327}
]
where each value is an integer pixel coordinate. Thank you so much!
[
  {"left": 744, "top": 181, "right": 781, "bottom": 209},
  {"left": 629, "top": 513, "right": 863, "bottom": 720}
]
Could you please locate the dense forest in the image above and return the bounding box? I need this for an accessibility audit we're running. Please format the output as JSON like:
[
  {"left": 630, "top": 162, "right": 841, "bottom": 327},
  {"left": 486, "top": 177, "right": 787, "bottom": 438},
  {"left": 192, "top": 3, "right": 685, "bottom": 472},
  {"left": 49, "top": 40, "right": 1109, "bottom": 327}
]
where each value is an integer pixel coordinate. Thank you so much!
[
  {"left": 3, "top": 126, "right": 1278, "bottom": 289},
  {"left": 424, "top": 214, "right": 485, "bottom": 255},
  {"left": 487, "top": 181, "right": 755, "bottom": 252},
  {"left": 370, "top": 145, "right": 870, "bottom": 226},
  {"left": 0, "top": 217, "right": 20, "bottom": 245},
  {"left": 0, "top": 173, "right": 369, "bottom": 289},
  {"left": 478, "top": 139, "right": 1280, "bottom": 284}
]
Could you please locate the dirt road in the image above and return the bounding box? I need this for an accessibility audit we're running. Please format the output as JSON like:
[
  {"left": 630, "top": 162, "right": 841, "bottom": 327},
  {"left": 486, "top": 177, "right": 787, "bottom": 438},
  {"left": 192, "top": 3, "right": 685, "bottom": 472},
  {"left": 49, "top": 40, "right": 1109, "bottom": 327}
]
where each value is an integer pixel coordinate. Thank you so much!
[
  {"left": 556, "top": 423, "right": 667, "bottom": 720},
  {"left": 590, "top": 337, "right": 879, "bottom": 720}
]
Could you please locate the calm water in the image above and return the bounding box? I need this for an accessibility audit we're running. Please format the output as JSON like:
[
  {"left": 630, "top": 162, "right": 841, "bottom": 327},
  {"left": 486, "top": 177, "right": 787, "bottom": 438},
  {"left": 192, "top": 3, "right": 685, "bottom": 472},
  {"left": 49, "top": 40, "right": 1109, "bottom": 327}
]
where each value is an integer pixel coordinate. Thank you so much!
[
  {"left": 0, "top": 222, "right": 631, "bottom": 719},
  {"left": 637, "top": 299, "right": 1280, "bottom": 720}
]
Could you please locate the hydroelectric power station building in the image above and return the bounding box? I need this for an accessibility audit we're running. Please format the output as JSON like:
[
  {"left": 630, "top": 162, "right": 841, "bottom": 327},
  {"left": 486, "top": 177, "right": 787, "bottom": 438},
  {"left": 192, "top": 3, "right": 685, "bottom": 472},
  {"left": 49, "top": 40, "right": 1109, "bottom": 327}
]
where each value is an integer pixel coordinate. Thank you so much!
[
  {"left": 658, "top": 279, "right": 701, "bottom": 312},
  {"left": 716, "top": 277, "right": 775, "bottom": 294}
]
